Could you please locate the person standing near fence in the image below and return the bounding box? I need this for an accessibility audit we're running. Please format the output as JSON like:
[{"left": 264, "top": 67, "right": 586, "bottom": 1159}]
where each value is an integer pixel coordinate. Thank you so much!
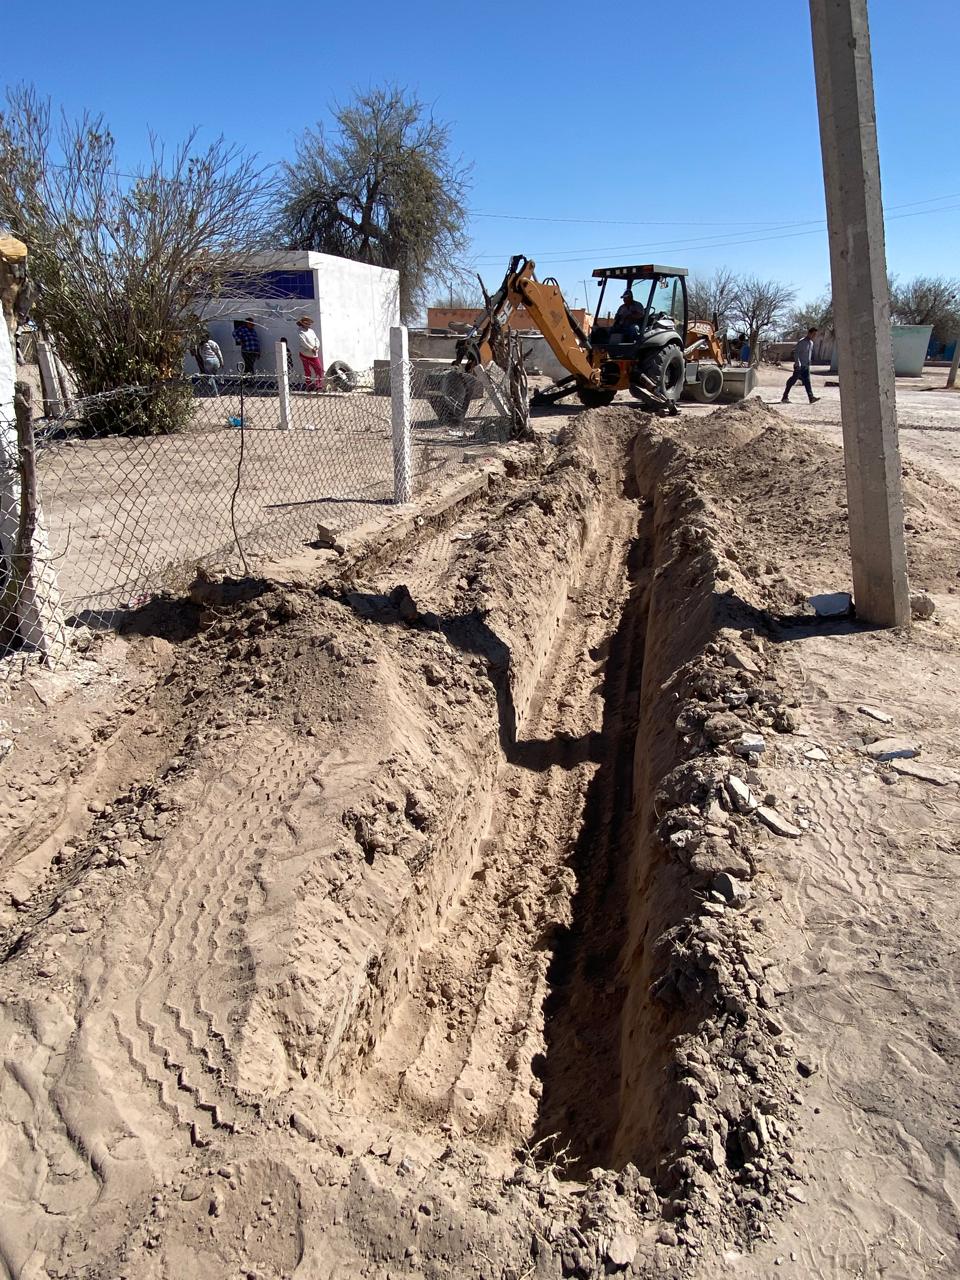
[
  {"left": 196, "top": 331, "right": 223, "bottom": 396},
  {"left": 295, "top": 316, "right": 324, "bottom": 392},
  {"left": 234, "top": 318, "right": 261, "bottom": 376}
]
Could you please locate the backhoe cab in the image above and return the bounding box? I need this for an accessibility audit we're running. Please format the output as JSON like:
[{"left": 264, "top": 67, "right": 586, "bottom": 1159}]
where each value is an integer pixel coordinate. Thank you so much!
[{"left": 582, "top": 264, "right": 689, "bottom": 409}]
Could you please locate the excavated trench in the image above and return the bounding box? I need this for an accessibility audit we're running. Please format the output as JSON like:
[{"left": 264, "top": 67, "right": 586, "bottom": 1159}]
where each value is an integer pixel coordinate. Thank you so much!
[
  {"left": 334, "top": 412, "right": 716, "bottom": 1181},
  {"left": 0, "top": 408, "right": 739, "bottom": 1272}
]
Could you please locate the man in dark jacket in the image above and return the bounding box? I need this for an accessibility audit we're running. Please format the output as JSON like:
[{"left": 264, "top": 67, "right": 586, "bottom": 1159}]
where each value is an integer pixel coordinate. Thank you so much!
[
  {"left": 782, "top": 327, "right": 821, "bottom": 404},
  {"left": 234, "top": 318, "right": 261, "bottom": 376}
]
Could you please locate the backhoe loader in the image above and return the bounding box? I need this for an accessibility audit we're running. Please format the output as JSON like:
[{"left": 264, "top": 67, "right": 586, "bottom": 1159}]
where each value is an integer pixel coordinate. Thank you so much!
[{"left": 452, "top": 255, "right": 729, "bottom": 415}]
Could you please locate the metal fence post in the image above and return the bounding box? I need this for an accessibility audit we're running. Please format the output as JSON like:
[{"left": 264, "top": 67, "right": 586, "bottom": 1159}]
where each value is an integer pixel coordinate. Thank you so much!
[
  {"left": 390, "top": 325, "right": 412, "bottom": 504},
  {"left": 276, "top": 339, "right": 291, "bottom": 430},
  {"left": 947, "top": 337, "right": 960, "bottom": 389}
]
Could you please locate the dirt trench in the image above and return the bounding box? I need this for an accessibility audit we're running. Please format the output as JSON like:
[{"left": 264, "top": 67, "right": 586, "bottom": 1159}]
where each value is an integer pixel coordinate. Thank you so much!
[
  {"left": 0, "top": 407, "right": 789, "bottom": 1277},
  {"left": 350, "top": 425, "right": 653, "bottom": 1172}
]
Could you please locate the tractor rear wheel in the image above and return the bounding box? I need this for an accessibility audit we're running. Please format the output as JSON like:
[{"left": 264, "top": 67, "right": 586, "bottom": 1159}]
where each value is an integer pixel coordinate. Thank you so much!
[
  {"left": 576, "top": 385, "right": 617, "bottom": 408},
  {"left": 633, "top": 344, "right": 685, "bottom": 402},
  {"left": 687, "top": 363, "right": 724, "bottom": 403}
]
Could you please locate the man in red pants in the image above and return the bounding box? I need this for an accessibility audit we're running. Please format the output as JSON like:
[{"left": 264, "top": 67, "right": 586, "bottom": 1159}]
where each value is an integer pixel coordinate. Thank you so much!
[{"left": 295, "top": 316, "right": 324, "bottom": 391}]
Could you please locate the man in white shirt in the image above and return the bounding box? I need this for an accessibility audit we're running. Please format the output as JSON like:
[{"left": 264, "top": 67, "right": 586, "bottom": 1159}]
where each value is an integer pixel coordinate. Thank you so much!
[
  {"left": 295, "top": 316, "right": 324, "bottom": 392},
  {"left": 782, "top": 327, "right": 821, "bottom": 404}
]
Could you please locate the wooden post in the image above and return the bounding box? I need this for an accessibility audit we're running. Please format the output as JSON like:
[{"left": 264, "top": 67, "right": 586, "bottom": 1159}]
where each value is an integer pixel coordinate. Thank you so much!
[
  {"left": 390, "top": 326, "right": 412, "bottom": 504},
  {"left": 809, "top": 0, "right": 910, "bottom": 627},
  {"left": 38, "top": 341, "right": 65, "bottom": 416}
]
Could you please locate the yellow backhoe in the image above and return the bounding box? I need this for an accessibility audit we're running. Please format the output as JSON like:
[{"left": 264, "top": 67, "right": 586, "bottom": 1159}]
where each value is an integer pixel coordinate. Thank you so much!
[{"left": 453, "top": 255, "right": 732, "bottom": 415}]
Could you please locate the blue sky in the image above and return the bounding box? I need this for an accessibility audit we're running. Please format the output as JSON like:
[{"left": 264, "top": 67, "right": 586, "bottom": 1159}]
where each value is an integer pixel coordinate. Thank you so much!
[{"left": 6, "top": 0, "right": 958, "bottom": 314}]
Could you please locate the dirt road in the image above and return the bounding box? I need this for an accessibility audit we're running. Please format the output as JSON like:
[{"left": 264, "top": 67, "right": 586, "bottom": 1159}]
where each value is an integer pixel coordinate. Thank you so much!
[{"left": 742, "top": 363, "right": 960, "bottom": 490}]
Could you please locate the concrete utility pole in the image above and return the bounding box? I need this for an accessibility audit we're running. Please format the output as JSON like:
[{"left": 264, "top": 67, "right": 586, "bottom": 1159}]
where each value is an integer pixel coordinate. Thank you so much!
[
  {"left": 809, "top": 0, "right": 910, "bottom": 627},
  {"left": 947, "top": 338, "right": 960, "bottom": 389}
]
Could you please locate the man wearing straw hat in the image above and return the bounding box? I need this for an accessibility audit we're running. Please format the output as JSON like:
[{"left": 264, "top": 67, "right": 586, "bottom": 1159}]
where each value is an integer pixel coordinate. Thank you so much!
[{"left": 295, "top": 316, "right": 324, "bottom": 392}]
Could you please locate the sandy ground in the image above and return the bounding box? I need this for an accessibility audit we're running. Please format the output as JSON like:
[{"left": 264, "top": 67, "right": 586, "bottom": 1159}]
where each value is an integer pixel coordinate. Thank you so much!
[
  {"left": 740, "top": 362, "right": 960, "bottom": 490},
  {"left": 1, "top": 390, "right": 959, "bottom": 1278},
  {"left": 31, "top": 373, "right": 514, "bottom": 619},
  {"left": 648, "top": 403, "right": 960, "bottom": 1279}
]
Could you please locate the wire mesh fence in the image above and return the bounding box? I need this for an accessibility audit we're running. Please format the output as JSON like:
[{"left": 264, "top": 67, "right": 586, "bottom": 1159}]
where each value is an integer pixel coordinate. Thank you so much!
[{"left": 0, "top": 344, "right": 518, "bottom": 677}]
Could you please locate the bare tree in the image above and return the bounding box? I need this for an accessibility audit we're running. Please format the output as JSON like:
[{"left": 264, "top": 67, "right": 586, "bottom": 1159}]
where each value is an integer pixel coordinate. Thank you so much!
[
  {"left": 0, "top": 85, "right": 274, "bottom": 432},
  {"left": 787, "top": 289, "right": 834, "bottom": 337},
  {"left": 687, "top": 266, "right": 738, "bottom": 332},
  {"left": 429, "top": 285, "right": 484, "bottom": 310},
  {"left": 730, "top": 275, "right": 797, "bottom": 364},
  {"left": 279, "top": 86, "right": 470, "bottom": 321},
  {"left": 890, "top": 275, "right": 960, "bottom": 344}
]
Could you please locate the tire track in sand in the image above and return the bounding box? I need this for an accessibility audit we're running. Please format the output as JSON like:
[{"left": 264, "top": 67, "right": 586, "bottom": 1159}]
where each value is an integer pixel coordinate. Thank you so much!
[{"left": 100, "top": 729, "right": 315, "bottom": 1147}]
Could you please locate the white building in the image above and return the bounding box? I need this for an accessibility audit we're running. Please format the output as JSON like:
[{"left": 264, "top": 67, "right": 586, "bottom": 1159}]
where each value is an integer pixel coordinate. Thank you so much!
[{"left": 195, "top": 251, "right": 400, "bottom": 375}]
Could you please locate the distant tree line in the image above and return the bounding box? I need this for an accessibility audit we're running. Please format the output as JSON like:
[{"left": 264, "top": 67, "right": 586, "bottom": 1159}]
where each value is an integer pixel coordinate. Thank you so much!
[
  {"left": 689, "top": 266, "right": 960, "bottom": 364},
  {"left": 686, "top": 268, "right": 797, "bottom": 363}
]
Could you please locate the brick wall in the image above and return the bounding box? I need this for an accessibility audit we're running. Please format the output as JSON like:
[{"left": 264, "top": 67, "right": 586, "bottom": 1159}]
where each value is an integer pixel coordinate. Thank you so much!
[{"left": 427, "top": 306, "right": 592, "bottom": 333}]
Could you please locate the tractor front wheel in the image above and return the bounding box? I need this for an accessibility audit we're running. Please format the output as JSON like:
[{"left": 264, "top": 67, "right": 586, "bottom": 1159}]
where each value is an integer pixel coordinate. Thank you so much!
[
  {"left": 633, "top": 344, "right": 685, "bottom": 402},
  {"left": 687, "top": 363, "right": 724, "bottom": 403}
]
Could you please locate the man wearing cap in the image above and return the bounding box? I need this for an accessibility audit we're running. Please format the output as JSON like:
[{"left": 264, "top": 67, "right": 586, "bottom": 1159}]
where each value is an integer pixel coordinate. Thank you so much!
[
  {"left": 611, "top": 289, "right": 646, "bottom": 342},
  {"left": 295, "top": 316, "right": 324, "bottom": 392},
  {"left": 234, "top": 318, "right": 261, "bottom": 376}
]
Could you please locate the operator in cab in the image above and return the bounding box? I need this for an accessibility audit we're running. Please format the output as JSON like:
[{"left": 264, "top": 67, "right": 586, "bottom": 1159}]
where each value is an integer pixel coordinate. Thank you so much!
[{"left": 611, "top": 288, "right": 646, "bottom": 341}]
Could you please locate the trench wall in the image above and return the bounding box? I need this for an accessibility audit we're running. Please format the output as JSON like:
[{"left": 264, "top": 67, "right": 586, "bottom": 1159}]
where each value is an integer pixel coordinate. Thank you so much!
[
  {"left": 612, "top": 431, "right": 723, "bottom": 1167},
  {"left": 323, "top": 421, "right": 612, "bottom": 1087}
]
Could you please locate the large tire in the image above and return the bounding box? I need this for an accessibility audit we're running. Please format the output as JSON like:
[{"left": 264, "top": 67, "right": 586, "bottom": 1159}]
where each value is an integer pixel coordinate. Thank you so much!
[
  {"left": 634, "top": 344, "right": 685, "bottom": 402},
  {"left": 426, "top": 368, "right": 472, "bottom": 424},
  {"left": 576, "top": 385, "right": 617, "bottom": 408},
  {"left": 326, "top": 359, "right": 358, "bottom": 392},
  {"left": 687, "top": 363, "right": 724, "bottom": 404}
]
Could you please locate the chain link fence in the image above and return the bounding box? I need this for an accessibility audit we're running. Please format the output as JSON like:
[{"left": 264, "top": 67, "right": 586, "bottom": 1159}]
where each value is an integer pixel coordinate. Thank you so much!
[{"left": 0, "top": 341, "right": 518, "bottom": 676}]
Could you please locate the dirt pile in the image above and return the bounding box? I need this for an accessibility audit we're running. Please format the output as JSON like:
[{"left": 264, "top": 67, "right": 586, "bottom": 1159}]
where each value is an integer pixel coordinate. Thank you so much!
[{"left": 670, "top": 397, "right": 960, "bottom": 611}]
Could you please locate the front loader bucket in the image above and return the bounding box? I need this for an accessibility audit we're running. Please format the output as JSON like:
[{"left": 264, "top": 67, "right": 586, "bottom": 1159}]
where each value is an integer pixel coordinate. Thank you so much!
[{"left": 717, "top": 366, "right": 757, "bottom": 401}]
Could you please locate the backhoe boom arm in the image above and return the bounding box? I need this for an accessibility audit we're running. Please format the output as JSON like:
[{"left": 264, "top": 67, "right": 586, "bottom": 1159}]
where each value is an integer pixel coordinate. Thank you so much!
[{"left": 458, "top": 256, "right": 598, "bottom": 385}]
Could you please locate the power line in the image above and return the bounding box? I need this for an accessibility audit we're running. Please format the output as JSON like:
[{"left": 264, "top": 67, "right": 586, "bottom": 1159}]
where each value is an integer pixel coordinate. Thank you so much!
[
  {"left": 469, "top": 211, "right": 820, "bottom": 229},
  {"left": 470, "top": 200, "right": 960, "bottom": 267},
  {"left": 467, "top": 191, "right": 960, "bottom": 231}
]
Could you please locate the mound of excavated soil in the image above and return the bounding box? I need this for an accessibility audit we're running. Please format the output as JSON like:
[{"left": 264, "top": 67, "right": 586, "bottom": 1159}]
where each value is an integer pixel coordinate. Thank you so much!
[{"left": 677, "top": 399, "right": 960, "bottom": 610}]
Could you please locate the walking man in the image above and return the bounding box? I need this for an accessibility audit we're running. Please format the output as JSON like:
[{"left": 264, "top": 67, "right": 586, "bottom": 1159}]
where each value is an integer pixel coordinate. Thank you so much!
[
  {"left": 782, "top": 327, "right": 821, "bottom": 404},
  {"left": 235, "top": 317, "right": 261, "bottom": 376},
  {"left": 295, "top": 316, "right": 324, "bottom": 391}
]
